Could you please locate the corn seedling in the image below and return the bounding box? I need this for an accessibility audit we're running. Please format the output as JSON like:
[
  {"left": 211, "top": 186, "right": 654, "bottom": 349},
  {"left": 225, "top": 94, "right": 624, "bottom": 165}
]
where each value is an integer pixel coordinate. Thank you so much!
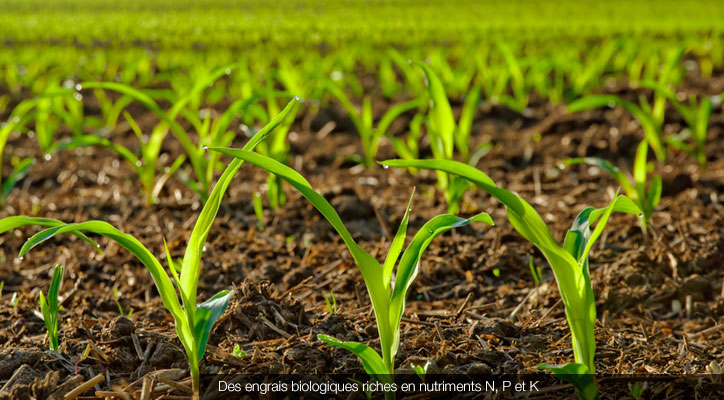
[
  {"left": 255, "top": 92, "right": 301, "bottom": 209},
  {"left": 381, "top": 159, "right": 640, "bottom": 399},
  {"left": 39, "top": 265, "right": 63, "bottom": 352},
  {"left": 415, "top": 63, "right": 490, "bottom": 213},
  {"left": 253, "top": 191, "right": 265, "bottom": 231},
  {"left": 629, "top": 382, "right": 645, "bottom": 400},
  {"left": 324, "top": 290, "right": 338, "bottom": 315},
  {"left": 411, "top": 360, "right": 430, "bottom": 380},
  {"left": 232, "top": 344, "right": 247, "bottom": 358},
  {"left": 529, "top": 257, "right": 543, "bottom": 286},
  {"left": 207, "top": 148, "right": 493, "bottom": 390},
  {"left": 326, "top": 80, "right": 422, "bottom": 168},
  {"left": 0, "top": 99, "right": 299, "bottom": 399},
  {"left": 562, "top": 138, "right": 660, "bottom": 231},
  {"left": 10, "top": 292, "right": 18, "bottom": 308},
  {"left": 0, "top": 95, "right": 54, "bottom": 206},
  {"left": 640, "top": 81, "right": 713, "bottom": 167},
  {"left": 113, "top": 287, "right": 132, "bottom": 317},
  {"left": 75, "top": 66, "right": 255, "bottom": 202}
]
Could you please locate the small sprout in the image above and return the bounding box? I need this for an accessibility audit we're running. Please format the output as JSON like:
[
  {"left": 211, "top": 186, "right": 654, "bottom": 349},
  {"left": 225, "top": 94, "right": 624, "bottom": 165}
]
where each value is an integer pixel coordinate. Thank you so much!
[
  {"left": 80, "top": 343, "right": 92, "bottom": 362},
  {"left": 492, "top": 268, "right": 500, "bottom": 277},
  {"left": 529, "top": 257, "right": 542, "bottom": 286},
  {"left": 204, "top": 149, "right": 495, "bottom": 383},
  {"left": 113, "top": 287, "right": 126, "bottom": 317},
  {"left": 383, "top": 158, "right": 640, "bottom": 400},
  {"left": 629, "top": 382, "right": 646, "bottom": 400},
  {"left": 324, "top": 290, "right": 337, "bottom": 315},
  {"left": 253, "top": 192, "right": 264, "bottom": 231},
  {"left": 39, "top": 265, "right": 63, "bottom": 352},
  {"left": 10, "top": 292, "right": 18, "bottom": 307},
  {"left": 232, "top": 344, "right": 247, "bottom": 358},
  {"left": 0, "top": 101, "right": 299, "bottom": 398},
  {"left": 0, "top": 281, "right": 3, "bottom": 298},
  {"left": 411, "top": 360, "right": 431, "bottom": 380}
]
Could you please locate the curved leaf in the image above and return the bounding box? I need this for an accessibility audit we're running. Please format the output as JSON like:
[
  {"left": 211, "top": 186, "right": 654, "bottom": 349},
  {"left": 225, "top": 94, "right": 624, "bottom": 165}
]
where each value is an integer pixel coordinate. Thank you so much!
[{"left": 317, "top": 334, "right": 390, "bottom": 380}]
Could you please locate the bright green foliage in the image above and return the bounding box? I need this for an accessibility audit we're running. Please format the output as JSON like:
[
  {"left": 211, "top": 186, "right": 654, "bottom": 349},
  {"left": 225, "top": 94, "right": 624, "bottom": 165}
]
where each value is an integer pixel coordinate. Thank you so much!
[
  {"left": 255, "top": 94, "right": 301, "bottom": 209},
  {"left": 0, "top": 99, "right": 299, "bottom": 398},
  {"left": 252, "top": 191, "right": 264, "bottom": 231},
  {"left": 73, "top": 67, "right": 260, "bottom": 203},
  {"left": 207, "top": 148, "right": 493, "bottom": 385},
  {"left": 414, "top": 63, "right": 490, "bottom": 214},
  {"left": 380, "top": 159, "right": 640, "bottom": 385},
  {"left": 529, "top": 257, "right": 543, "bottom": 286},
  {"left": 641, "top": 81, "right": 713, "bottom": 167},
  {"left": 537, "top": 363, "right": 599, "bottom": 400},
  {"left": 327, "top": 81, "right": 422, "bottom": 168},
  {"left": 39, "top": 265, "right": 63, "bottom": 352},
  {"left": 324, "top": 290, "right": 338, "bottom": 315},
  {"left": 0, "top": 91, "right": 67, "bottom": 206},
  {"left": 232, "top": 344, "right": 247, "bottom": 358},
  {"left": 411, "top": 360, "right": 431, "bottom": 379},
  {"left": 563, "top": 138, "right": 660, "bottom": 230}
]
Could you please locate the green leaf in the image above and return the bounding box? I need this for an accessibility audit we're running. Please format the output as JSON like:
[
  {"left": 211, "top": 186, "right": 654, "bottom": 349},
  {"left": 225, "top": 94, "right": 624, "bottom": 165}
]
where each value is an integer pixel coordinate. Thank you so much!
[
  {"left": 193, "top": 290, "right": 232, "bottom": 362},
  {"left": 562, "top": 157, "right": 636, "bottom": 201},
  {"left": 206, "top": 148, "right": 385, "bottom": 313},
  {"left": 2, "top": 157, "right": 35, "bottom": 201},
  {"left": 633, "top": 140, "right": 649, "bottom": 201},
  {"left": 380, "top": 158, "right": 598, "bottom": 371},
  {"left": 382, "top": 190, "right": 414, "bottom": 290},
  {"left": 416, "top": 62, "right": 455, "bottom": 158},
  {"left": 48, "top": 135, "right": 142, "bottom": 175},
  {"left": 647, "top": 176, "right": 662, "bottom": 212},
  {"left": 0, "top": 216, "right": 98, "bottom": 251},
  {"left": 183, "top": 98, "right": 300, "bottom": 312},
  {"left": 387, "top": 211, "right": 492, "bottom": 359},
  {"left": 15, "top": 221, "right": 185, "bottom": 331},
  {"left": 317, "top": 334, "right": 390, "bottom": 381},
  {"left": 538, "top": 363, "right": 599, "bottom": 400}
]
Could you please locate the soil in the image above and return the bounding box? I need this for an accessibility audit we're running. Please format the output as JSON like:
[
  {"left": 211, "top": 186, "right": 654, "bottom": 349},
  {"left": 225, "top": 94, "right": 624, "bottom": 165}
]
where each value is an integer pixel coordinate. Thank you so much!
[{"left": 1, "top": 73, "right": 723, "bottom": 399}]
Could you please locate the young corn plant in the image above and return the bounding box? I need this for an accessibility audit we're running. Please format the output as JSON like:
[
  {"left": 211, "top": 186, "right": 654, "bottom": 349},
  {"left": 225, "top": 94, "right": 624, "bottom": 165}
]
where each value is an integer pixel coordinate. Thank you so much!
[
  {"left": 255, "top": 92, "right": 301, "bottom": 209},
  {"left": 0, "top": 99, "right": 299, "bottom": 399},
  {"left": 207, "top": 148, "right": 493, "bottom": 392},
  {"left": 326, "top": 80, "right": 422, "bottom": 168},
  {"left": 415, "top": 62, "right": 490, "bottom": 214},
  {"left": 77, "top": 64, "right": 247, "bottom": 201},
  {"left": 640, "top": 81, "right": 713, "bottom": 167},
  {"left": 39, "top": 265, "right": 63, "bottom": 352},
  {"left": 562, "top": 138, "right": 660, "bottom": 232},
  {"left": 381, "top": 159, "right": 640, "bottom": 400},
  {"left": 1, "top": 92, "right": 66, "bottom": 206}
]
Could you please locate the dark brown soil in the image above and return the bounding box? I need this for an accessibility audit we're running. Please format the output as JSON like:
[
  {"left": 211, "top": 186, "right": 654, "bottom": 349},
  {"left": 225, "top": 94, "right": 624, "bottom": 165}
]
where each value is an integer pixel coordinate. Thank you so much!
[{"left": 1, "top": 78, "right": 723, "bottom": 399}]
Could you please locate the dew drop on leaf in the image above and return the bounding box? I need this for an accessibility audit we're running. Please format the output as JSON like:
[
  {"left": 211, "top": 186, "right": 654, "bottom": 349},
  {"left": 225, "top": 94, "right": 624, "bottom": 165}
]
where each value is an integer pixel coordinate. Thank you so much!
[
  {"left": 135, "top": 160, "right": 142, "bottom": 167},
  {"left": 382, "top": 164, "right": 389, "bottom": 169},
  {"left": 558, "top": 164, "right": 565, "bottom": 170},
  {"left": 201, "top": 145, "right": 208, "bottom": 150},
  {"left": 44, "top": 154, "right": 52, "bottom": 161}
]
